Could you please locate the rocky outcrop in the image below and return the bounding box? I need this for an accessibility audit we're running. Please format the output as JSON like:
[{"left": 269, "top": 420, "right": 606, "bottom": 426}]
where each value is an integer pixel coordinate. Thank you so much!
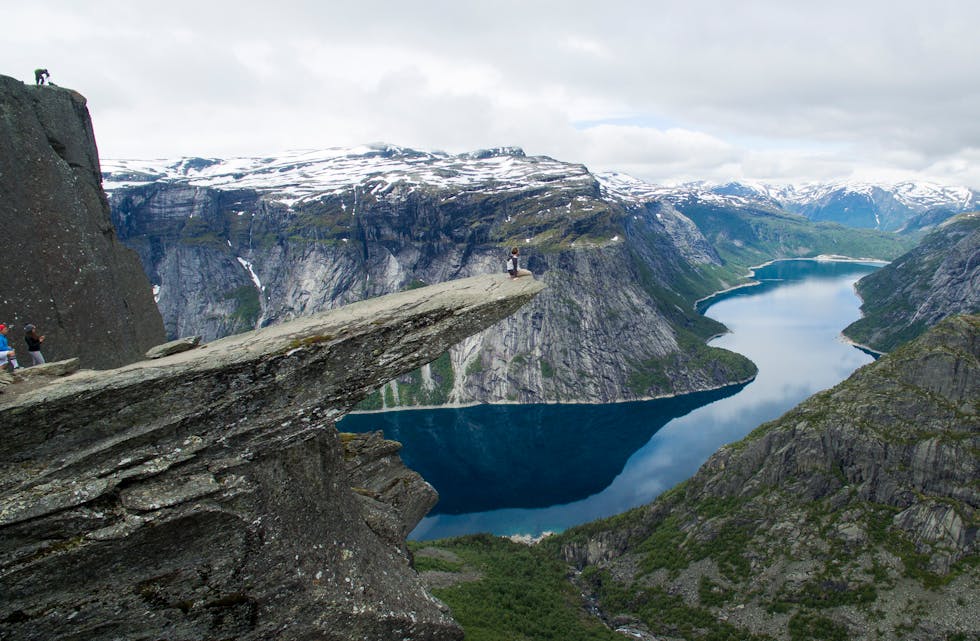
[
  {"left": 0, "top": 273, "right": 544, "bottom": 641},
  {"left": 843, "top": 212, "right": 980, "bottom": 353},
  {"left": 0, "top": 74, "right": 165, "bottom": 369},
  {"left": 557, "top": 315, "right": 979, "bottom": 640}
]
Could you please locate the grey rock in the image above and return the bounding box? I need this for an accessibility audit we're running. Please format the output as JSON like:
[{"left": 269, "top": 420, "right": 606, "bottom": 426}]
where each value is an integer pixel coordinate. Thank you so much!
[
  {"left": 0, "top": 273, "right": 544, "bottom": 641},
  {"left": 145, "top": 335, "right": 202, "bottom": 359},
  {"left": 0, "top": 74, "right": 166, "bottom": 369},
  {"left": 15, "top": 358, "right": 81, "bottom": 379},
  {"left": 844, "top": 213, "right": 980, "bottom": 352},
  {"left": 342, "top": 430, "right": 438, "bottom": 544}
]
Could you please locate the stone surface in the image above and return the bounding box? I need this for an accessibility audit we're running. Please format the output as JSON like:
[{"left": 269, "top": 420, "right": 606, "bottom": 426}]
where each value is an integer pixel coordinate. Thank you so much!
[
  {"left": 342, "top": 431, "right": 438, "bottom": 544},
  {"left": 145, "top": 335, "right": 202, "bottom": 359},
  {"left": 13, "top": 358, "right": 81, "bottom": 380},
  {"left": 0, "top": 74, "right": 166, "bottom": 368},
  {"left": 0, "top": 273, "right": 544, "bottom": 641}
]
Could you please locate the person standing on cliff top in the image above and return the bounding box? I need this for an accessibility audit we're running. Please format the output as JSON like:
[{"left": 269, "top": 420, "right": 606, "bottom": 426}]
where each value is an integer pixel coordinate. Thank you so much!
[
  {"left": 0, "top": 324, "right": 21, "bottom": 371},
  {"left": 507, "top": 246, "right": 533, "bottom": 279},
  {"left": 34, "top": 69, "right": 49, "bottom": 85},
  {"left": 24, "top": 324, "right": 45, "bottom": 366}
]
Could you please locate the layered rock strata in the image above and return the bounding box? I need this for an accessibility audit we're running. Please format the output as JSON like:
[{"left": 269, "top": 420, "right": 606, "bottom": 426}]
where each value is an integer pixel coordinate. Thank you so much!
[{"left": 0, "top": 273, "right": 544, "bottom": 641}]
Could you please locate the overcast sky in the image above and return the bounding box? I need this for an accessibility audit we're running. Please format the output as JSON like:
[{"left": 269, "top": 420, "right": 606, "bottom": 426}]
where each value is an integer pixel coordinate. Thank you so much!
[{"left": 5, "top": 1, "right": 980, "bottom": 188}]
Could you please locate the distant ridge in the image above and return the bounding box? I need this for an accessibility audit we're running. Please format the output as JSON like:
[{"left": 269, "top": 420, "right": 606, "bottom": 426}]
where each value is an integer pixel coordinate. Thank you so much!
[{"left": 103, "top": 146, "right": 977, "bottom": 232}]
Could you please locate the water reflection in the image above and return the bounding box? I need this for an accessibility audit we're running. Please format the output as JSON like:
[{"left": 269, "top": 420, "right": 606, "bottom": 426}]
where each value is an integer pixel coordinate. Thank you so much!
[
  {"left": 339, "top": 260, "right": 881, "bottom": 540},
  {"left": 338, "top": 385, "right": 745, "bottom": 514}
]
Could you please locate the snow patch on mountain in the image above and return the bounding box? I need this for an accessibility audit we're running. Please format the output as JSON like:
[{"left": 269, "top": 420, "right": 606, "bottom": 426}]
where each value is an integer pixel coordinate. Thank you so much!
[
  {"left": 103, "top": 144, "right": 978, "bottom": 225},
  {"left": 102, "top": 144, "right": 595, "bottom": 208}
]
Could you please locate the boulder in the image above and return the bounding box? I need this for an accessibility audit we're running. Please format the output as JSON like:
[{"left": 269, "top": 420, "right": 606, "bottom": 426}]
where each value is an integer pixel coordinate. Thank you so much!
[{"left": 145, "top": 335, "right": 202, "bottom": 359}]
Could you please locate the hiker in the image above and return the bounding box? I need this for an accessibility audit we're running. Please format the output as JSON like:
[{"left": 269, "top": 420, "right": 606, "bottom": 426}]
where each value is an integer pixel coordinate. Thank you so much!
[
  {"left": 34, "top": 68, "right": 49, "bottom": 85},
  {"left": 507, "top": 246, "right": 533, "bottom": 279},
  {"left": 24, "top": 324, "right": 45, "bottom": 366},
  {"left": 0, "top": 324, "right": 21, "bottom": 371}
]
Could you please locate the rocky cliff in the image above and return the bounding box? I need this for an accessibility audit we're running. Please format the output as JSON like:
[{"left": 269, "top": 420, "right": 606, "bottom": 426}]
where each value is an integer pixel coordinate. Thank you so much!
[
  {"left": 555, "top": 314, "right": 979, "bottom": 640},
  {"left": 0, "top": 74, "right": 165, "bottom": 369},
  {"left": 0, "top": 273, "right": 544, "bottom": 641},
  {"left": 103, "top": 148, "right": 760, "bottom": 407},
  {"left": 843, "top": 212, "right": 980, "bottom": 353}
]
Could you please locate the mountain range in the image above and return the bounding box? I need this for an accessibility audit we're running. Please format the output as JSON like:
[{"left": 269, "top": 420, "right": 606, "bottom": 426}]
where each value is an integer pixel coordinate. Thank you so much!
[
  {"left": 102, "top": 145, "right": 915, "bottom": 408},
  {"left": 102, "top": 147, "right": 979, "bottom": 235},
  {"left": 706, "top": 180, "right": 978, "bottom": 232}
]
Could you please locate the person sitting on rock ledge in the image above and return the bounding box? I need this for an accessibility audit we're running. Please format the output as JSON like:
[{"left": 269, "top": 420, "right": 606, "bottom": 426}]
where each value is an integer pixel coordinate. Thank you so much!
[
  {"left": 34, "top": 68, "right": 49, "bottom": 85},
  {"left": 507, "top": 246, "right": 533, "bottom": 279},
  {"left": 0, "top": 324, "right": 21, "bottom": 372}
]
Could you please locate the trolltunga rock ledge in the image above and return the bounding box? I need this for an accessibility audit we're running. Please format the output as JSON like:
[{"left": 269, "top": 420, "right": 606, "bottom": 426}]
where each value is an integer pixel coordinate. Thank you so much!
[{"left": 0, "top": 273, "right": 544, "bottom": 641}]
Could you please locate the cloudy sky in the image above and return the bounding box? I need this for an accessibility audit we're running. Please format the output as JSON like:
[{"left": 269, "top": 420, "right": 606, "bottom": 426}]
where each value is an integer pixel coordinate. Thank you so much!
[{"left": 5, "top": 1, "right": 980, "bottom": 187}]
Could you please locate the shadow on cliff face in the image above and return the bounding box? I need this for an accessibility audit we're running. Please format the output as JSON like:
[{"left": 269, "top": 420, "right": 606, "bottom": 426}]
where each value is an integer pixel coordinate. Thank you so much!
[{"left": 339, "top": 383, "right": 745, "bottom": 514}]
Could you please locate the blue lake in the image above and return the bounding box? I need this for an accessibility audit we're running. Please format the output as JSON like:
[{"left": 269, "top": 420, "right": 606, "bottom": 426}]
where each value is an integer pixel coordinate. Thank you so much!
[{"left": 338, "top": 259, "right": 882, "bottom": 540}]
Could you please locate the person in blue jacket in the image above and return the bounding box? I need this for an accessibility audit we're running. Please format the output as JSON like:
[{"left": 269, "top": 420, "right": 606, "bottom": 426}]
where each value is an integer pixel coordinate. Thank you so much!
[{"left": 0, "top": 324, "right": 21, "bottom": 371}]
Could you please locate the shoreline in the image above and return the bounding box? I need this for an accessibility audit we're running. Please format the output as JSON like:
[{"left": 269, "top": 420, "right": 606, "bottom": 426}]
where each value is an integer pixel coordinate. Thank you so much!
[
  {"left": 840, "top": 271, "right": 887, "bottom": 358},
  {"left": 344, "top": 375, "right": 758, "bottom": 416},
  {"left": 694, "top": 255, "right": 889, "bottom": 310},
  {"left": 349, "top": 256, "right": 885, "bottom": 418},
  {"left": 839, "top": 335, "right": 886, "bottom": 357}
]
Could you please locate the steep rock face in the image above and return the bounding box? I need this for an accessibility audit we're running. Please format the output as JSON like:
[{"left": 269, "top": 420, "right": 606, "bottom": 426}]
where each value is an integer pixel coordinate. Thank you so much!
[
  {"left": 557, "top": 315, "right": 979, "bottom": 640},
  {"left": 0, "top": 274, "right": 544, "bottom": 641},
  {"left": 105, "top": 149, "right": 757, "bottom": 406},
  {"left": 843, "top": 212, "right": 980, "bottom": 352},
  {"left": 0, "top": 74, "right": 165, "bottom": 368}
]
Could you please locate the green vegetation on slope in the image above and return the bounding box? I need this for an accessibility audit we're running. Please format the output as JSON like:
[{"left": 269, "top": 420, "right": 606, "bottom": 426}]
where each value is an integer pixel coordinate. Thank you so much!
[
  {"left": 677, "top": 202, "right": 915, "bottom": 270},
  {"left": 356, "top": 351, "right": 455, "bottom": 410},
  {"left": 411, "top": 535, "right": 622, "bottom": 641},
  {"left": 223, "top": 285, "right": 260, "bottom": 331},
  {"left": 843, "top": 213, "right": 980, "bottom": 352}
]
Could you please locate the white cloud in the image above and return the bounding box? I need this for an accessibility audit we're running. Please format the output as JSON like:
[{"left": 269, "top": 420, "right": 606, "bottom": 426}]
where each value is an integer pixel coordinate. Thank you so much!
[{"left": 4, "top": 0, "right": 979, "bottom": 188}]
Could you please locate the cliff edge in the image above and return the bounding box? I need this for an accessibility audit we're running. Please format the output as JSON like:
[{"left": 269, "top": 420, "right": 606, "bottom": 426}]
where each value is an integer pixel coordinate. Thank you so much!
[
  {"left": 0, "top": 273, "right": 544, "bottom": 641},
  {"left": 0, "top": 74, "right": 165, "bottom": 368},
  {"left": 843, "top": 212, "right": 980, "bottom": 353}
]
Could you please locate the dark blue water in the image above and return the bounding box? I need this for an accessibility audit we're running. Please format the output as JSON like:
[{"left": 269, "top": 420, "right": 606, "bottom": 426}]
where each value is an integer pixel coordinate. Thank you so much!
[{"left": 339, "top": 259, "right": 882, "bottom": 540}]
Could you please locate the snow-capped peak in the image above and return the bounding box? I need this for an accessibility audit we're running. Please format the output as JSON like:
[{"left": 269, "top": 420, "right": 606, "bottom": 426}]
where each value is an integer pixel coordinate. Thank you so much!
[{"left": 101, "top": 145, "right": 586, "bottom": 208}]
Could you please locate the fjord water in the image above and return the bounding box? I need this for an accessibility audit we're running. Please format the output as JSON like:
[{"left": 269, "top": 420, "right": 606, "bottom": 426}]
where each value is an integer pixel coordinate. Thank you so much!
[{"left": 339, "top": 260, "right": 881, "bottom": 540}]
